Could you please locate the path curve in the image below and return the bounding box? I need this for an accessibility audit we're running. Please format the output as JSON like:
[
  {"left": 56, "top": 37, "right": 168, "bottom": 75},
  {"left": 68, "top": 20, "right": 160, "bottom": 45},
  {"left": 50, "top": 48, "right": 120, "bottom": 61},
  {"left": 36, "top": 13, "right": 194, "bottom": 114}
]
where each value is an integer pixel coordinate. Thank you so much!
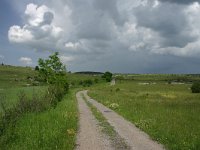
[
  {"left": 83, "top": 90, "right": 165, "bottom": 150},
  {"left": 75, "top": 91, "right": 113, "bottom": 150}
]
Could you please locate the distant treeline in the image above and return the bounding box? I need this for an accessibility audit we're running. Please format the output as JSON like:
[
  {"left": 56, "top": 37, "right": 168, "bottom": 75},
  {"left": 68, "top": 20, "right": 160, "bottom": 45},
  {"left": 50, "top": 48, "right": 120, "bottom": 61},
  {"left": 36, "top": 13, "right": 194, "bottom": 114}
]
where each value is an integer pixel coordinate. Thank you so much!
[{"left": 74, "top": 71, "right": 104, "bottom": 75}]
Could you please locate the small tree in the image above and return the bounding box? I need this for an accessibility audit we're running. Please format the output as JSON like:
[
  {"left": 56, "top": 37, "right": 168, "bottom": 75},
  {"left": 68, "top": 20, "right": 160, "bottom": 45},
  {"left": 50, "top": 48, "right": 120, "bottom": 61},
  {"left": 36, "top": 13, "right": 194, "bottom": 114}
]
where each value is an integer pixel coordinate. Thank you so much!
[
  {"left": 191, "top": 82, "right": 200, "bottom": 93},
  {"left": 102, "top": 71, "right": 112, "bottom": 82},
  {"left": 38, "top": 52, "right": 66, "bottom": 84}
]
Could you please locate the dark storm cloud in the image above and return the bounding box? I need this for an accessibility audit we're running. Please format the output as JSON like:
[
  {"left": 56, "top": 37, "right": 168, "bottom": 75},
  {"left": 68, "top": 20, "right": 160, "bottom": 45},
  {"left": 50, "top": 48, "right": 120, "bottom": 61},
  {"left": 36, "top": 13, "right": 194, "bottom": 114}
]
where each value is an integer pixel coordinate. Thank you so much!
[
  {"left": 6, "top": 0, "right": 200, "bottom": 73},
  {"left": 134, "top": 2, "right": 197, "bottom": 47},
  {"left": 68, "top": 0, "right": 125, "bottom": 41},
  {"left": 93, "top": 0, "right": 126, "bottom": 25},
  {"left": 159, "top": 0, "right": 200, "bottom": 4},
  {"left": 42, "top": 12, "right": 54, "bottom": 25}
]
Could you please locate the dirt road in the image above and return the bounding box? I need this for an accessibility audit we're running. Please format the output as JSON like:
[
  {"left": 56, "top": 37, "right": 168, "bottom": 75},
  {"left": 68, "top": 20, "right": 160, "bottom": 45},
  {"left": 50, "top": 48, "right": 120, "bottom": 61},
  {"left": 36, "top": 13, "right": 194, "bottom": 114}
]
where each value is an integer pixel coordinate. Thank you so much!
[
  {"left": 75, "top": 91, "right": 113, "bottom": 150},
  {"left": 76, "top": 91, "right": 165, "bottom": 150}
]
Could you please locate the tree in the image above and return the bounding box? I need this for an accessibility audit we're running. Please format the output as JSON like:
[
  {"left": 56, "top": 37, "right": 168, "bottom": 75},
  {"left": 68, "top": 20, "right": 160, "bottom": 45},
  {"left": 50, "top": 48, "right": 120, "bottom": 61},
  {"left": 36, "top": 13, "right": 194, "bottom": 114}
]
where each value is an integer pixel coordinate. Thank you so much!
[
  {"left": 35, "top": 66, "right": 39, "bottom": 71},
  {"left": 102, "top": 71, "right": 112, "bottom": 82},
  {"left": 38, "top": 52, "right": 66, "bottom": 84}
]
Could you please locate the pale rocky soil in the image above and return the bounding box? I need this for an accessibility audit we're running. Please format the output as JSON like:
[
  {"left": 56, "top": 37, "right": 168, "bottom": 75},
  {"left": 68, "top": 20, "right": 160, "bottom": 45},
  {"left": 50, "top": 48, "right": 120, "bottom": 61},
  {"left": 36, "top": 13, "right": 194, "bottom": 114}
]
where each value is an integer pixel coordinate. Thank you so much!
[{"left": 75, "top": 91, "right": 113, "bottom": 150}]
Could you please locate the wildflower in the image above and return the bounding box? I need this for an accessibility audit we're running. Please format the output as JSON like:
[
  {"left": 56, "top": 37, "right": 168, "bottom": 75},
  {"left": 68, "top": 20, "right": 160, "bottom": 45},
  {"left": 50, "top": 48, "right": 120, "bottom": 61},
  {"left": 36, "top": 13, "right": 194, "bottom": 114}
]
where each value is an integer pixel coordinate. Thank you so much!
[
  {"left": 109, "top": 103, "right": 119, "bottom": 109},
  {"left": 67, "top": 129, "right": 75, "bottom": 136}
]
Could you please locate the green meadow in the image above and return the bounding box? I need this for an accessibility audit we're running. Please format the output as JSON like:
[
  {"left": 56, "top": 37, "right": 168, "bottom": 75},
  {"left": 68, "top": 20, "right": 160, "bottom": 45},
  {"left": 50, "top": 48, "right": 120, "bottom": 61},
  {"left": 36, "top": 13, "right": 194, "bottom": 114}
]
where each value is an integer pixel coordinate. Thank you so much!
[
  {"left": 0, "top": 65, "right": 78, "bottom": 149},
  {"left": 1, "top": 65, "right": 200, "bottom": 150},
  {"left": 0, "top": 65, "right": 104, "bottom": 149},
  {"left": 89, "top": 77, "right": 200, "bottom": 150}
]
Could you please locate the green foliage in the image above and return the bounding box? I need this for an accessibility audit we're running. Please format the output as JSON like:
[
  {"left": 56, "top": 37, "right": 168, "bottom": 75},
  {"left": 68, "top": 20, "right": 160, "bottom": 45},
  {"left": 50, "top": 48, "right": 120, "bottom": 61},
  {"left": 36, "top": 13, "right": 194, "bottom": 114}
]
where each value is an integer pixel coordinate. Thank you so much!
[
  {"left": 0, "top": 84, "right": 68, "bottom": 145},
  {"left": 94, "top": 78, "right": 99, "bottom": 83},
  {"left": 0, "top": 52, "right": 72, "bottom": 148},
  {"left": 35, "top": 66, "right": 39, "bottom": 71},
  {"left": 38, "top": 52, "right": 66, "bottom": 84},
  {"left": 0, "top": 90, "right": 78, "bottom": 149},
  {"left": 102, "top": 71, "right": 113, "bottom": 82},
  {"left": 115, "top": 88, "right": 120, "bottom": 92},
  {"left": 191, "top": 82, "right": 200, "bottom": 93}
]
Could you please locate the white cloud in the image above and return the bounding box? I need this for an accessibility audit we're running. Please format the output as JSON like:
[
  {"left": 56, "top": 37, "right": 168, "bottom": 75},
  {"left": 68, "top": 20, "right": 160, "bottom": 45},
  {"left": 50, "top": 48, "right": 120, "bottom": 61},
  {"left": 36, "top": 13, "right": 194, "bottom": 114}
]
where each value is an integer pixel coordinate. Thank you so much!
[
  {"left": 19, "top": 57, "right": 32, "bottom": 65},
  {"left": 118, "top": 22, "right": 159, "bottom": 52},
  {"left": 60, "top": 55, "right": 74, "bottom": 64},
  {"left": 65, "top": 42, "right": 80, "bottom": 50},
  {"left": 25, "top": 3, "right": 51, "bottom": 26},
  {"left": 8, "top": 25, "right": 33, "bottom": 43},
  {"left": 8, "top": 3, "right": 63, "bottom": 48}
]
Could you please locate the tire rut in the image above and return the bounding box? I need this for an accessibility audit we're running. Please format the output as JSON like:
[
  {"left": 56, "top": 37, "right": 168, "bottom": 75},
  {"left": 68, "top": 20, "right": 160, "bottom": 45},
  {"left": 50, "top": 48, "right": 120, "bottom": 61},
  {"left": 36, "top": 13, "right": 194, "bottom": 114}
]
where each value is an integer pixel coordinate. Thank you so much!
[{"left": 75, "top": 91, "right": 113, "bottom": 150}]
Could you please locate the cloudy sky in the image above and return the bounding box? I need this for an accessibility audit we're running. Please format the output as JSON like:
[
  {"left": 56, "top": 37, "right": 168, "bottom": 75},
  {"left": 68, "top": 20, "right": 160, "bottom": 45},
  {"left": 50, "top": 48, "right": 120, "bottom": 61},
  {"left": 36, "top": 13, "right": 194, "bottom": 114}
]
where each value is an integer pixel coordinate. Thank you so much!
[{"left": 1, "top": 0, "right": 200, "bottom": 73}]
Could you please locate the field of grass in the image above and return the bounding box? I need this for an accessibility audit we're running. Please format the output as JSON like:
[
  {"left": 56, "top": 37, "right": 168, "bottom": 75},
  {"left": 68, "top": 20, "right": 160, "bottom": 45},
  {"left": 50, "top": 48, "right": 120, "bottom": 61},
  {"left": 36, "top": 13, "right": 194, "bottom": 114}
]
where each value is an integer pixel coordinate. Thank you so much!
[
  {"left": 0, "top": 86, "right": 47, "bottom": 112},
  {"left": 89, "top": 79, "right": 200, "bottom": 150},
  {"left": 0, "top": 65, "right": 78, "bottom": 149},
  {"left": 68, "top": 73, "right": 103, "bottom": 88},
  {"left": 115, "top": 74, "right": 200, "bottom": 82},
  {"left": 1, "top": 90, "right": 78, "bottom": 150},
  {"left": 0, "top": 65, "right": 37, "bottom": 88}
]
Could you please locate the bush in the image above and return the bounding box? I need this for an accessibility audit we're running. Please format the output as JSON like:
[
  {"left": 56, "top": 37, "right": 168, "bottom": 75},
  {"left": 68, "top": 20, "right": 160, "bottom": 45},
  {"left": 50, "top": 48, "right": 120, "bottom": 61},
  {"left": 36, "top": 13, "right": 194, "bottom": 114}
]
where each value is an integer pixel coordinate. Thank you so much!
[
  {"left": 0, "top": 84, "right": 67, "bottom": 138},
  {"left": 82, "top": 79, "right": 93, "bottom": 87},
  {"left": 94, "top": 78, "right": 99, "bottom": 83},
  {"left": 102, "top": 71, "right": 112, "bottom": 82},
  {"left": 116, "top": 88, "right": 120, "bottom": 92},
  {"left": 191, "top": 82, "right": 200, "bottom": 93}
]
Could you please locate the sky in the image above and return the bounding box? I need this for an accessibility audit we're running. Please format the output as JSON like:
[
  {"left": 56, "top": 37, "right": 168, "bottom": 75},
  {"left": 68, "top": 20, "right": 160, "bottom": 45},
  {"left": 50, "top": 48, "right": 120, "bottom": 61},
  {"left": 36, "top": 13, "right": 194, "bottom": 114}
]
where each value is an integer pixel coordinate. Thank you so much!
[{"left": 1, "top": 0, "right": 200, "bottom": 73}]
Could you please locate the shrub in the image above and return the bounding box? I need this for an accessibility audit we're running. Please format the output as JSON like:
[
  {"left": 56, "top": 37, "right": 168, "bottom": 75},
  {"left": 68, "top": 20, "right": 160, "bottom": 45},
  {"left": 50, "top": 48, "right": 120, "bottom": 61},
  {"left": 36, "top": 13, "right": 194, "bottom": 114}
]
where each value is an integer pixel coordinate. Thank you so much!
[
  {"left": 83, "top": 79, "right": 93, "bottom": 87},
  {"left": 116, "top": 88, "right": 120, "bottom": 92},
  {"left": 191, "top": 82, "right": 200, "bottom": 93},
  {"left": 94, "top": 78, "right": 99, "bottom": 83},
  {"left": 102, "top": 71, "right": 112, "bottom": 82},
  {"left": 35, "top": 66, "right": 39, "bottom": 71}
]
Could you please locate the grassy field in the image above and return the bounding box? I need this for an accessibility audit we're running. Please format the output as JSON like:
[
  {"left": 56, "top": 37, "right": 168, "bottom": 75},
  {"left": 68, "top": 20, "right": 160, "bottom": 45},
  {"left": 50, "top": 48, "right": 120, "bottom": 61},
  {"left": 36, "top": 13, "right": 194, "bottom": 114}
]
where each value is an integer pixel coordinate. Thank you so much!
[
  {"left": 89, "top": 79, "right": 200, "bottom": 150},
  {"left": 0, "top": 65, "right": 37, "bottom": 88},
  {"left": 68, "top": 73, "right": 103, "bottom": 88},
  {"left": 0, "top": 65, "right": 78, "bottom": 149},
  {"left": 0, "top": 86, "right": 47, "bottom": 112},
  {"left": 0, "top": 90, "right": 78, "bottom": 150}
]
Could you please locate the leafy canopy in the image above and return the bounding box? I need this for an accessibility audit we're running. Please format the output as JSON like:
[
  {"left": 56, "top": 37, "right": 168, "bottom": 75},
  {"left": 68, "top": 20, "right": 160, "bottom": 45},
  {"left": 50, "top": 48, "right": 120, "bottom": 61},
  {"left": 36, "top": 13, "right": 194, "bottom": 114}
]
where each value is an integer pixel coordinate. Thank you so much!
[{"left": 38, "top": 52, "right": 66, "bottom": 84}]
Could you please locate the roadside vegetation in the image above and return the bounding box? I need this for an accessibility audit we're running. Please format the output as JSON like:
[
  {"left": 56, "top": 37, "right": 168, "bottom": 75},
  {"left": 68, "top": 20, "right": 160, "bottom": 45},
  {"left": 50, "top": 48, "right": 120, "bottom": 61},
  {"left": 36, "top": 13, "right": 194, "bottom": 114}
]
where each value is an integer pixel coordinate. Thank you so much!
[
  {"left": 191, "top": 82, "right": 200, "bottom": 93},
  {"left": 102, "top": 71, "right": 113, "bottom": 82},
  {"left": 82, "top": 94, "right": 129, "bottom": 150},
  {"left": 89, "top": 75, "right": 200, "bottom": 150},
  {"left": 0, "top": 51, "right": 105, "bottom": 149},
  {"left": 0, "top": 52, "right": 78, "bottom": 149}
]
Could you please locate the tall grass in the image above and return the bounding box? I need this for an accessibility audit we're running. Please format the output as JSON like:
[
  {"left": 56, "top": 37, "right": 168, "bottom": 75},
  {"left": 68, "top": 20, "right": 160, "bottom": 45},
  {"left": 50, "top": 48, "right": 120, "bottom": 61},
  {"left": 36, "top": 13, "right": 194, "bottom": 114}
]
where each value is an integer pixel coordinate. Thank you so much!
[
  {"left": 0, "top": 65, "right": 78, "bottom": 149},
  {"left": 0, "top": 90, "right": 78, "bottom": 150}
]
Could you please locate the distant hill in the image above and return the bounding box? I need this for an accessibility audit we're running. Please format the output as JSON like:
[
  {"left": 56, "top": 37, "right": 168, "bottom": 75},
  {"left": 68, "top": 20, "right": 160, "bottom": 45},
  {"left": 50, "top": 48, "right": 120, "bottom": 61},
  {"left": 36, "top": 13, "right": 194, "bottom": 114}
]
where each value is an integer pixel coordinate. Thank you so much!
[
  {"left": 0, "top": 65, "right": 36, "bottom": 88},
  {"left": 74, "top": 71, "right": 104, "bottom": 75}
]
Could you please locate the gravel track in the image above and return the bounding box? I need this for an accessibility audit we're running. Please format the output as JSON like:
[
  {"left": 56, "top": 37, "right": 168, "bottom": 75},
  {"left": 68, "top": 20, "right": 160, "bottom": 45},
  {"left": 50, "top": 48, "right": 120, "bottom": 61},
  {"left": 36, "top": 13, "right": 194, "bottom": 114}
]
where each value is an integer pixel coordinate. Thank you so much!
[{"left": 75, "top": 91, "right": 113, "bottom": 150}]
